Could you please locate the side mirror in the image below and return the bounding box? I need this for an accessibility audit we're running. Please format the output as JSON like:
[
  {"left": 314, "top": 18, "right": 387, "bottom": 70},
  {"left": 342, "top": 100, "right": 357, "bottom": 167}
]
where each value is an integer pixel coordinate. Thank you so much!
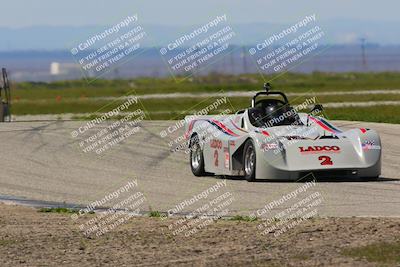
[{"left": 310, "top": 104, "right": 323, "bottom": 114}]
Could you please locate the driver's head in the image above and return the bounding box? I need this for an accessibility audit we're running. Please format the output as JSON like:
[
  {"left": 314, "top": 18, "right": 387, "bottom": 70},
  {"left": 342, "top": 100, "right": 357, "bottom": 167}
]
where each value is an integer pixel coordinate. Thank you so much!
[
  {"left": 264, "top": 103, "right": 298, "bottom": 126},
  {"left": 263, "top": 102, "right": 283, "bottom": 122}
]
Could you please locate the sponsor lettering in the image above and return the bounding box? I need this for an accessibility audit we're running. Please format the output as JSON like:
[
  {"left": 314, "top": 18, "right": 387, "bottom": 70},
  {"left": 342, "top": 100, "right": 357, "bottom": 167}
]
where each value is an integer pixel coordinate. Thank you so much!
[
  {"left": 210, "top": 139, "right": 222, "bottom": 149},
  {"left": 299, "top": 145, "right": 340, "bottom": 153},
  {"left": 362, "top": 140, "right": 381, "bottom": 150},
  {"left": 261, "top": 143, "right": 279, "bottom": 150}
]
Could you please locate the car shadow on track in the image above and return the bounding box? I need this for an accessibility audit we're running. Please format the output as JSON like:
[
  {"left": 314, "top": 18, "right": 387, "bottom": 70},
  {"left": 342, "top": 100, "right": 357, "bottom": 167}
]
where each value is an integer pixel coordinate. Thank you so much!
[{"left": 215, "top": 175, "right": 399, "bottom": 183}]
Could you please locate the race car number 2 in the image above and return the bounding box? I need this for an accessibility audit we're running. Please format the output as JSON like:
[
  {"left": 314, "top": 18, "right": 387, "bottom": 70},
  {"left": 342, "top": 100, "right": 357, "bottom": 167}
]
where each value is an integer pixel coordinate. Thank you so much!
[
  {"left": 318, "top": 155, "right": 333, "bottom": 165},
  {"left": 214, "top": 150, "right": 219, "bottom": 166}
]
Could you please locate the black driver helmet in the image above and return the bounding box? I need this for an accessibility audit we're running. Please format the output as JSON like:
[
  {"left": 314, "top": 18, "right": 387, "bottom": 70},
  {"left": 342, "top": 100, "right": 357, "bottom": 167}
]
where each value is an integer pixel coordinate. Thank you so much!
[{"left": 259, "top": 100, "right": 300, "bottom": 127}]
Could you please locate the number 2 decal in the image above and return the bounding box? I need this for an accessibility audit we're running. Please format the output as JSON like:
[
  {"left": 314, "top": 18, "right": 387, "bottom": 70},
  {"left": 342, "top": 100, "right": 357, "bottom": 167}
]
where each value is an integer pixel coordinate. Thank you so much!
[
  {"left": 214, "top": 150, "right": 219, "bottom": 166},
  {"left": 318, "top": 155, "right": 333, "bottom": 165}
]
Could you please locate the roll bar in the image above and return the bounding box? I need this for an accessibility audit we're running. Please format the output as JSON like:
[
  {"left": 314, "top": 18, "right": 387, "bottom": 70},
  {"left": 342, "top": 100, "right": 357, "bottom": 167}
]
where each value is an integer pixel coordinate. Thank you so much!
[{"left": 251, "top": 83, "right": 289, "bottom": 107}]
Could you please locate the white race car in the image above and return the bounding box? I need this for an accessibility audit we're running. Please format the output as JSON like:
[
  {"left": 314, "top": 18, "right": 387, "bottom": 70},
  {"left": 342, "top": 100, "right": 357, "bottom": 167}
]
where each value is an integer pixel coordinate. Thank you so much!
[{"left": 185, "top": 84, "right": 381, "bottom": 181}]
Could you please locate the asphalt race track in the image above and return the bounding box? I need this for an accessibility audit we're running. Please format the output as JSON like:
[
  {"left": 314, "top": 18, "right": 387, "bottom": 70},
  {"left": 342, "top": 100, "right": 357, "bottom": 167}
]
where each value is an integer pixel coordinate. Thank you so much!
[{"left": 0, "top": 120, "right": 399, "bottom": 217}]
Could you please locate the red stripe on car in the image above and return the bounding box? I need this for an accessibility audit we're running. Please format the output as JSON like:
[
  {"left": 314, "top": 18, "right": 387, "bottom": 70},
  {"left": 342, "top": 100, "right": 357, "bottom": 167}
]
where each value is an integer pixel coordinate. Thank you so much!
[
  {"left": 309, "top": 116, "right": 336, "bottom": 133},
  {"left": 211, "top": 119, "right": 239, "bottom": 137}
]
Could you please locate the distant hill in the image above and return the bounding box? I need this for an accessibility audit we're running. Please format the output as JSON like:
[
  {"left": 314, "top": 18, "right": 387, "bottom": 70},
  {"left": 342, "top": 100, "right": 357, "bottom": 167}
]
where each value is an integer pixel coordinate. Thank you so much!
[{"left": 0, "top": 18, "right": 399, "bottom": 51}]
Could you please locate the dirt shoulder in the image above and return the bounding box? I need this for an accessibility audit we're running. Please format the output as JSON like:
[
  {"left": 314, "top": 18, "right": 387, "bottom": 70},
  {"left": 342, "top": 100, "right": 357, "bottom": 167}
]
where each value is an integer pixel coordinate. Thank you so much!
[{"left": 0, "top": 203, "right": 399, "bottom": 267}]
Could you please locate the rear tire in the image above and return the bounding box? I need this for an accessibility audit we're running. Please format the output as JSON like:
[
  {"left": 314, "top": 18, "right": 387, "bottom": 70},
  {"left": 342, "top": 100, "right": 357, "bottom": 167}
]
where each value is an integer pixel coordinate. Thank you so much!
[
  {"left": 190, "top": 135, "right": 206, "bottom": 176},
  {"left": 243, "top": 139, "right": 256, "bottom": 182}
]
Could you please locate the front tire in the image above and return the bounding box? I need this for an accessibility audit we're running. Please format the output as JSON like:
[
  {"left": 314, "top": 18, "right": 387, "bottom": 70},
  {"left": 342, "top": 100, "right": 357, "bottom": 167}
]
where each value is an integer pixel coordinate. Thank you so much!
[
  {"left": 243, "top": 139, "right": 256, "bottom": 182},
  {"left": 190, "top": 135, "right": 206, "bottom": 176}
]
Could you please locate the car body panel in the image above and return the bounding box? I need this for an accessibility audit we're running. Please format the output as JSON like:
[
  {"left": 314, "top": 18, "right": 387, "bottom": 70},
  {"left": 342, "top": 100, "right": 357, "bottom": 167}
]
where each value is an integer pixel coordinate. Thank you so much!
[{"left": 185, "top": 105, "right": 381, "bottom": 180}]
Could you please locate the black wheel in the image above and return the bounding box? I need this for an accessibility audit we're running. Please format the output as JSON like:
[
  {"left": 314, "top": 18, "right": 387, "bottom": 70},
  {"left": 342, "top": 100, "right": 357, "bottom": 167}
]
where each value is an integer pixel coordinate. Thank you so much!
[
  {"left": 243, "top": 139, "right": 256, "bottom": 182},
  {"left": 190, "top": 135, "right": 206, "bottom": 176}
]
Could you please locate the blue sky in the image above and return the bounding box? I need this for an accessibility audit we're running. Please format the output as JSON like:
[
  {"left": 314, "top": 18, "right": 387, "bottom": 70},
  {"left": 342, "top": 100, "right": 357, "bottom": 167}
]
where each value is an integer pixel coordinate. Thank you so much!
[{"left": 1, "top": 0, "right": 399, "bottom": 27}]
